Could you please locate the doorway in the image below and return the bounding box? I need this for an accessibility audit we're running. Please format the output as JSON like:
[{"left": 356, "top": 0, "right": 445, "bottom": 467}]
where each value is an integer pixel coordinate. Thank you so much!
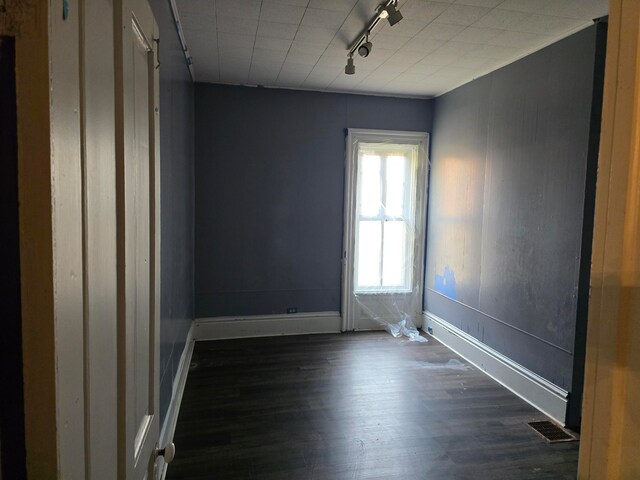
[
  {"left": 0, "top": 35, "right": 26, "bottom": 479},
  {"left": 342, "top": 129, "right": 428, "bottom": 333}
]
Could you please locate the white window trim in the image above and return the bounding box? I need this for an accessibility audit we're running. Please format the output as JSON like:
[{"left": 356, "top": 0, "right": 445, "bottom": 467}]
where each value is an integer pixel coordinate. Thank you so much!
[{"left": 341, "top": 128, "right": 429, "bottom": 332}]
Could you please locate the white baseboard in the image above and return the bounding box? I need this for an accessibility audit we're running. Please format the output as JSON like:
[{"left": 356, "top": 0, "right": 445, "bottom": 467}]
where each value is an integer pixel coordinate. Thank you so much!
[
  {"left": 158, "top": 322, "right": 195, "bottom": 480},
  {"left": 194, "top": 311, "right": 342, "bottom": 341},
  {"left": 422, "top": 311, "right": 569, "bottom": 425}
]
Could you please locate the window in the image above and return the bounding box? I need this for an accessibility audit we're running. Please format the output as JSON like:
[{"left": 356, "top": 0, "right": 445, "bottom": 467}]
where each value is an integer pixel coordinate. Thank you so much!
[{"left": 354, "top": 143, "right": 418, "bottom": 293}]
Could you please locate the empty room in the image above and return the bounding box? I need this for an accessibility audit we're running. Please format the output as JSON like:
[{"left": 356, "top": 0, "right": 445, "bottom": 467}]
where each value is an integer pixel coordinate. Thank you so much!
[{"left": 2, "top": 0, "right": 640, "bottom": 479}]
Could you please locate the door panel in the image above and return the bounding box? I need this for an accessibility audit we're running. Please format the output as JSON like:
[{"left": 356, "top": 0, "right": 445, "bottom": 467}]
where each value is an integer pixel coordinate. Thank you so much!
[{"left": 116, "top": 0, "right": 160, "bottom": 478}]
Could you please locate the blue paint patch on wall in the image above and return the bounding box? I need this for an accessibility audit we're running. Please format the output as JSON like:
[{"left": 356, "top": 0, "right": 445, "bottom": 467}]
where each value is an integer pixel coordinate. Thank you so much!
[{"left": 435, "top": 266, "right": 458, "bottom": 301}]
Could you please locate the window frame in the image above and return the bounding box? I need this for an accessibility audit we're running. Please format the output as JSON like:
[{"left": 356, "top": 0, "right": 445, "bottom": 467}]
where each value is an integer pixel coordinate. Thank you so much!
[
  {"left": 341, "top": 128, "right": 429, "bottom": 332},
  {"left": 354, "top": 146, "right": 418, "bottom": 293}
]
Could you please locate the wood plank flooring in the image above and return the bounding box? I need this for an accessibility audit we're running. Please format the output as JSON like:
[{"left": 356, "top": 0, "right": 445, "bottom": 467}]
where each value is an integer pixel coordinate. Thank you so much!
[{"left": 167, "top": 332, "right": 578, "bottom": 479}]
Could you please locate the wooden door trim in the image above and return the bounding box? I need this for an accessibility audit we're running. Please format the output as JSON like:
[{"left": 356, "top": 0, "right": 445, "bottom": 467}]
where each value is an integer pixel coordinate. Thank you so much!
[{"left": 578, "top": 0, "right": 640, "bottom": 477}]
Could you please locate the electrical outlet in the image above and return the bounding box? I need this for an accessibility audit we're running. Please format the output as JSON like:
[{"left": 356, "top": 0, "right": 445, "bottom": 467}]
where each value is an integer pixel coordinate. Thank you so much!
[{"left": 287, "top": 307, "right": 297, "bottom": 314}]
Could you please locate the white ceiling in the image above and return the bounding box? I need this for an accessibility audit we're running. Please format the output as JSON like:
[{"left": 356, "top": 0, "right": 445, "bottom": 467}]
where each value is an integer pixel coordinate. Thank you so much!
[{"left": 175, "top": 0, "right": 608, "bottom": 98}]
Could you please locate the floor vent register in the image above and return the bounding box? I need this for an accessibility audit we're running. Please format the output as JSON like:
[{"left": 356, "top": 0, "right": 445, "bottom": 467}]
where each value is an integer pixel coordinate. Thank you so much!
[{"left": 527, "top": 421, "right": 577, "bottom": 443}]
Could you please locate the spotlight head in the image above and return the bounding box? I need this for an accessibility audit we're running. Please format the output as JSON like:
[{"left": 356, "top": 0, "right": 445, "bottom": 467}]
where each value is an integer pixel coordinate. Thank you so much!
[
  {"left": 358, "top": 41, "right": 372, "bottom": 58},
  {"left": 384, "top": 3, "right": 403, "bottom": 26},
  {"left": 345, "top": 56, "right": 355, "bottom": 75}
]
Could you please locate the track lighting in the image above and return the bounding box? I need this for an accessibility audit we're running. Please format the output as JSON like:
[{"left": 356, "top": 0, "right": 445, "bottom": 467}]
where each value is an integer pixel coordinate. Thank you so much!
[
  {"left": 358, "top": 37, "right": 373, "bottom": 58},
  {"left": 344, "top": 1, "right": 404, "bottom": 75},
  {"left": 384, "top": 3, "right": 403, "bottom": 26},
  {"left": 345, "top": 56, "right": 355, "bottom": 75}
]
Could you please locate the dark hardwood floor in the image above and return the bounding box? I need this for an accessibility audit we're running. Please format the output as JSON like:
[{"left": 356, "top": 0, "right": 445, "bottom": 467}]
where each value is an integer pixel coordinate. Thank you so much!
[{"left": 167, "top": 332, "right": 578, "bottom": 480}]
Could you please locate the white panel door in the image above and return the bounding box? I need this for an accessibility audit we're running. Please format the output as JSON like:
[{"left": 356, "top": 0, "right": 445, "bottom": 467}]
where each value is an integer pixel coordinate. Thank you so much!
[{"left": 115, "top": 0, "right": 160, "bottom": 478}]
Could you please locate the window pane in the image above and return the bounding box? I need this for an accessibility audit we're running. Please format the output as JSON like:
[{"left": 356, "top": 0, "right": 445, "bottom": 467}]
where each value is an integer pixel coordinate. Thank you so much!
[
  {"left": 359, "top": 154, "right": 381, "bottom": 217},
  {"left": 385, "top": 155, "right": 406, "bottom": 217},
  {"left": 382, "top": 221, "right": 406, "bottom": 287},
  {"left": 356, "top": 220, "right": 382, "bottom": 289}
]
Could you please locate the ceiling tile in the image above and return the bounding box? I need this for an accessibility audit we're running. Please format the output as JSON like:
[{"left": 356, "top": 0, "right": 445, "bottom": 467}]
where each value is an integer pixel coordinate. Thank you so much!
[
  {"left": 216, "top": 16, "right": 259, "bottom": 35},
  {"left": 469, "top": 43, "right": 523, "bottom": 58},
  {"left": 187, "top": 36, "right": 218, "bottom": 58},
  {"left": 354, "top": 47, "right": 396, "bottom": 68},
  {"left": 357, "top": 77, "right": 392, "bottom": 90},
  {"left": 180, "top": 12, "right": 216, "bottom": 32},
  {"left": 449, "top": 53, "right": 497, "bottom": 69},
  {"left": 450, "top": 25, "right": 503, "bottom": 43},
  {"left": 316, "top": 54, "right": 350, "bottom": 69},
  {"left": 216, "top": 0, "right": 262, "bottom": 20},
  {"left": 391, "top": 49, "right": 429, "bottom": 64},
  {"left": 248, "top": 73, "right": 279, "bottom": 85},
  {"left": 381, "top": 54, "right": 423, "bottom": 70},
  {"left": 257, "top": 21, "right": 299, "bottom": 40},
  {"left": 252, "top": 47, "right": 289, "bottom": 62},
  {"left": 289, "top": 41, "right": 329, "bottom": 56},
  {"left": 308, "top": 64, "right": 341, "bottom": 79},
  {"left": 295, "top": 25, "right": 337, "bottom": 43},
  {"left": 309, "top": 0, "right": 358, "bottom": 11},
  {"left": 176, "top": 0, "right": 216, "bottom": 16},
  {"left": 512, "top": 14, "right": 588, "bottom": 36},
  {"left": 285, "top": 52, "right": 322, "bottom": 66},
  {"left": 280, "top": 61, "right": 314, "bottom": 76},
  {"left": 331, "top": 75, "right": 372, "bottom": 91},
  {"left": 255, "top": 36, "right": 292, "bottom": 51},
  {"left": 416, "top": 22, "right": 466, "bottom": 41},
  {"left": 219, "top": 55, "right": 251, "bottom": 68},
  {"left": 365, "top": 32, "right": 407, "bottom": 50},
  {"left": 383, "top": 19, "right": 430, "bottom": 37},
  {"left": 250, "top": 59, "right": 284, "bottom": 74},
  {"left": 325, "top": 40, "right": 350, "bottom": 55},
  {"left": 472, "top": 8, "right": 529, "bottom": 29},
  {"left": 248, "top": 63, "right": 281, "bottom": 83},
  {"left": 359, "top": 68, "right": 400, "bottom": 82},
  {"left": 401, "top": 1, "right": 451, "bottom": 23},
  {"left": 218, "top": 32, "right": 255, "bottom": 49},
  {"left": 497, "top": 0, "right": 548, "bottom": 13},
  {"left": 434, "top": 4, "right": 492, "bottom": 26},
  {"left": 403, "top": 37, "right": 445, "bottom": 54},
  {"left": 302, "top": 75, "right": 338, "bottom": 89},
  {"left": 434, "top": 41, "right": 479, "bottom": 56},
  {"left": 455, "top": 0, "right": 503, "bottom": 7},
  {"left": 404, "top": 61, "right": 443, "bottom": 76},
  {"left": 262, "top": 0, "right": 309, "bottom": 6},
  {"left": 301, "top": 8, "right": 346, "bottom": 29},
  {"left": 259, "top": 4, "right": 306, "bottom": 24},
  {"left": 216, "top": 44, "right": 253, "bottom": 59},
  {"left": 487, "top": 30, "right": 550, "bottom": 48},
  {"left": 420, "top": 51, "right": 458, "bottom": 67}
]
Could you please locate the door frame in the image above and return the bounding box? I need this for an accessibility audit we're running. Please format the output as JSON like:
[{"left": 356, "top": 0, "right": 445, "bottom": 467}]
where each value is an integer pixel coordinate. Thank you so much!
[
  {"left": 341, "top": 128, "right": 429, "bottom": 332},
  {"left": 578, "top": 0, "right": 640, "bottom": 476}
]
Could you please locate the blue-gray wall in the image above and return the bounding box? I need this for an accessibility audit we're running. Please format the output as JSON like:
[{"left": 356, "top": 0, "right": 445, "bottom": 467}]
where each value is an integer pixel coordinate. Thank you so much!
[
  {"left": 425, "top": 25, "right": 603, "bottom": 399},
  {"left": 149, "top": 0, "right": 195, "bottom": 424},
  {"left": 195, "top": 84, "right": 433, "bottom": 318}
]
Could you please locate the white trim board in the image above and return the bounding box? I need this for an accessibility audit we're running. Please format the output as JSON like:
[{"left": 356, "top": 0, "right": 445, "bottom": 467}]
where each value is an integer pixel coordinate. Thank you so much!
[
  {"left": 341, "top": 128, "right": 429, "bottom": 332},
  {"left": 194, "top": 312, "right": 342, "bottom": 341},
  {"left": 158, "top": 322, "right": 195, "bottom": 480},
  {"left": 422, "top": 312, "right": 569, "bottom": 425}
]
